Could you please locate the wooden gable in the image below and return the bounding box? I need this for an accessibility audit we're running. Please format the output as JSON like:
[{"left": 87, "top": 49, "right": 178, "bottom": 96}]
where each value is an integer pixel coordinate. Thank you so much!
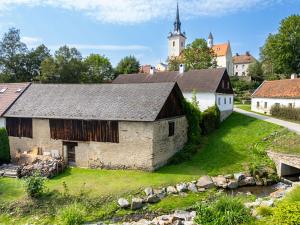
[{"left": 216, "top": 70, "right": 234, "bottom": 94}]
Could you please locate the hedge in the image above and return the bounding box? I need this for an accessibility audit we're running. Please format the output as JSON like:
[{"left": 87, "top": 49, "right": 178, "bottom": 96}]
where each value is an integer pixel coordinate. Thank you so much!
[
  {"left": 270, "top": 105, "right": 300, "bottom": 121},
  {"left": 201, "top": 105, "right": 221, "bottom": 134},
  {"left": 0, "top": 128, "right": 10, "bottom": 164}
]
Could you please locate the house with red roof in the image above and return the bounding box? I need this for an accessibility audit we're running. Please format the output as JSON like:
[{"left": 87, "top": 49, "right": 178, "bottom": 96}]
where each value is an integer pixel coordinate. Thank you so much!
[
  {"left": 0, "top": 83, "right": 31, "bottom": 128},
  {"left": 251, "top": 75, "right": 300, "bottom": 114}
]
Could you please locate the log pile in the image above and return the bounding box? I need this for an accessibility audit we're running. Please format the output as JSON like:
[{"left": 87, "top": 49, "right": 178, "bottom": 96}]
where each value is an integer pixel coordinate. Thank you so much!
[
  {"left": 0, "top": 157, "right": 65, "bottom": 178},
  {"left": 20, "top": 157, "right": 65, "bottom": 178}
]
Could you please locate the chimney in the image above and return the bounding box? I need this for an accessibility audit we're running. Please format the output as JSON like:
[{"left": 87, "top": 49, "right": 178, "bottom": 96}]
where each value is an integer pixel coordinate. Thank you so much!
[
  {"left": 149, "top": 66, "right": 155, "bottom": 75},
  {"left": 291, "top": 73, "right": 298, "bottom": 79},
  {"left": 246, "top": 51, "right": 250, "bottom": 56},
  {"left": 235, "top": 53, "right": 239, "bottom": 56},
  {"left": 179, "top": 64, "right": 185, "bottom": 74}
]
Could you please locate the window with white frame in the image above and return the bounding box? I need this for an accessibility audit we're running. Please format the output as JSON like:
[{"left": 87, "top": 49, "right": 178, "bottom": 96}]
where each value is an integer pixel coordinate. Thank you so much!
[
  {"left": 218, "top": 97, "right": 221, "bottom": 105},
  {"left": 224, "top": 97, "right": 226, "bottom": 104}
]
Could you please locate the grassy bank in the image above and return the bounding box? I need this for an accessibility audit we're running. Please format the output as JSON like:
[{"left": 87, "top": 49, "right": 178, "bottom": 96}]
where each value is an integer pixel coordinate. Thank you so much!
[{"left": 0, "top": 112, "right": 296, "bottom": 224}]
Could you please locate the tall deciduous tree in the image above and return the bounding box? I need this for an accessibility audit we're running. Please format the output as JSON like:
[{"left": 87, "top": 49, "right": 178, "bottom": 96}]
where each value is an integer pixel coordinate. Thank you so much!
[
  {"left": 261, "top": 15, "right": 300, "bottom": 78},
  {"left": 82, "top": 54, "right": 114, "bottom": 82},
  {"left": 115, "top": 56, "right": 140, "bottom": 75},
  {"left": 0, "top": 28, "right": 28, "bottom": 82},
  {"left": 167, "top": 38, "right": 216, "bottom": 71},
  {"left": 247, "top": 61, "right": 263, "bottom": 82}
]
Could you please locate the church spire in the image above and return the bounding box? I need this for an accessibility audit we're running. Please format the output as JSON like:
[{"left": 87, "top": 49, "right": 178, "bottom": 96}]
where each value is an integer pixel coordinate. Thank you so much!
[{"left": 174, "top": 2, "right": 181, "bottom": 33}]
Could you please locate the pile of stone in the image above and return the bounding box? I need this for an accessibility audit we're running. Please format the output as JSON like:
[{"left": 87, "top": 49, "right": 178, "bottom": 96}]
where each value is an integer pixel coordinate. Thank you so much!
[
  {"left": 121, "top": 210, "right": 196, "bottom": 225},
  {"left": 20, "top": 157, "right": 65, "bottom": 178},
  {"left": 117, "top": 172, "right": 277, "bottom": 211}
]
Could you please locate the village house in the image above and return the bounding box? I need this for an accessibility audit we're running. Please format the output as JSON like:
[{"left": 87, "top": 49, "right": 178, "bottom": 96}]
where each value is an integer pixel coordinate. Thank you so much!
[
  {"left": 233, "top": 52, "right": 257, "bottom": 78},
  {"left": 208, "top": 33, "right": 234, "bottom": 76},
  {"left": 0, "top": 83, "right": 31, "bottom": 128},
  {"left": 113, "top": 67, "right": 234, "bottom": 121},
  {"left": 4, "top": 83, "right": 188, "bottom": 171},
  {"left": 251, "top": 75, "right": 300, "bottom": 114}
]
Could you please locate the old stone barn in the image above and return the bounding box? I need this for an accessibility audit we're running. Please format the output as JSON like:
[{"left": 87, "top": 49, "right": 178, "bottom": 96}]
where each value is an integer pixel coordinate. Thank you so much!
[{"left": 4, "top": 83, "right": 187, "bottom": 171}]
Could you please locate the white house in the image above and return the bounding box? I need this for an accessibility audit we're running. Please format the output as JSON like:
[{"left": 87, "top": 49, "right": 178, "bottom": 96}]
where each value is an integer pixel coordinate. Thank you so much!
[
  {"left": 251, "top": 75, "right": 300, "bottom": 114},
  {"left": 0, "top": 83, "right": 31, "bottom": 128},
  {"left": 233, "top": 52, "right": 256, "bottom": 77},
  {"left": 113, "top": 67, "right": 234, "bottom": 121},
  {"left": 208, "top": 33, "right": 233, "bottom": 76}
]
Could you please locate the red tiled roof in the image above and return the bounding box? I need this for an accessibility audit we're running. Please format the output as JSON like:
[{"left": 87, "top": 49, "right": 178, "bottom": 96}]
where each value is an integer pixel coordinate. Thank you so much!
[
  {"left": 252, "top": 78, "right": 300, "bottom": 98},
  {"left": 0, "top": 83, "right": 31, "bottom": 116},
  {"left": 233, "top": 54, "right": 256, "bottom": 64},
  {"left": 212, "top": 43, "right": 229, "bottom": 57}
]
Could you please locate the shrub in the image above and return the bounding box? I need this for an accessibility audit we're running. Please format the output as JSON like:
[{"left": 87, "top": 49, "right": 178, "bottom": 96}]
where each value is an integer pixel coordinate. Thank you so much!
[
  {"left": 271, "top": 202, "right": 300, "bottom": 225},
  {"left": 0, "top": 128, "right": 10, "bottom": 164},
  {"left": 24, "top": 172, "right": 46, "bottom": 198},
  {"left": 58, "top": 203, "right": 86, "bottom": 225},
  {"left": 256, "top": 205, "right": 273, "bottom": 217},
  {"left": 194, "top": 195, "right": 253, "bottom": 225},
  {"left": 168, "top": 99, "right": 202, "bottom": 164},
  {"left": 270, "top": 105, "right": 300, "bottom": 121},
  {"left": 201, "top": 105, "right": 220, "bottom": 134}
]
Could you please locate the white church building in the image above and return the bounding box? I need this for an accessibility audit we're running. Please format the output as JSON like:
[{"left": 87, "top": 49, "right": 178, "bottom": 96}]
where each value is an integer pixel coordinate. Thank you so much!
[{"left": 167, "top": 4, "right": 233, "bottom": 76}]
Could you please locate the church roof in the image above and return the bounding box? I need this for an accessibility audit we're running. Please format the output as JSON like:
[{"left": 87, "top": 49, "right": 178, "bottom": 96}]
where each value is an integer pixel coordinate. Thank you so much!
[
  {"left": 212, "top": 43, "right": 230, "bottom": 57},
  {"left": 208, "top": 32, "right": 213, "bottom": 39}
]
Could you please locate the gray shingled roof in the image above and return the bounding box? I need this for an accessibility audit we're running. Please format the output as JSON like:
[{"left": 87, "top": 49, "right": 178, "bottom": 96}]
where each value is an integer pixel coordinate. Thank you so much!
[
  {"left": 4, "top": 83, "right": 177, "bottom": 121},
  {"left": 113, "top": 68, "right": 229, "bottom": 93}
]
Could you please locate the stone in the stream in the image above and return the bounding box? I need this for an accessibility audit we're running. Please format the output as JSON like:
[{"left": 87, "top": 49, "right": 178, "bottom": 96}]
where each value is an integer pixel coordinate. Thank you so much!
[
  {"left": 234, "top": 172, "right": 246, "bottom": 182},
  {"left": 196, "top": 176, "right": 215, "bottom": 189},
  {"left": 212, "top": 175, "right": 227, "bottom": 188},
  {"left": 167, "top": 186, "right": 178, "bottom": 194},
  {"left": 176, "top": 183, "right": 188, "bottom": 192},
  {"left": 144, "top": 187, "right": 153, "bottom": 196},
  {"left": 270, "top": 189, "right": 286, "bottom": 199},
  {"left": 146, "top": 194, "right": 160, "bottom": 204},
  {"left": 187, "top": 183, "right": 198, "bottom": 192},
  {"left": 227, "top": 179, "right": 238, "bottom": 189},
  {"left": 260, "top": 199, "right": 274, "bottom": 207},
  {"left": 117, "top": 198, "right": 130, "bottom": 208},
  {"left": 131, "top": 198, "right": 144, "bottom": 210},
  {"left": 239, "top": 176, "right": 256, "bottom": 186}
]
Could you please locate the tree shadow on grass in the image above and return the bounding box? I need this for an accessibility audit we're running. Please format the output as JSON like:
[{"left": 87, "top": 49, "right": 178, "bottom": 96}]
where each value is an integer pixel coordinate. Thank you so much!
[{"left": 155, "top": 112, "right": 278, "bottom": 176}]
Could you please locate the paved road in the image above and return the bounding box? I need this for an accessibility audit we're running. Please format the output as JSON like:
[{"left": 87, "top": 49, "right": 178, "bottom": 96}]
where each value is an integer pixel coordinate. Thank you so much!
[{"left": 234, "top": 108, "right": 300, "bottom": 135}]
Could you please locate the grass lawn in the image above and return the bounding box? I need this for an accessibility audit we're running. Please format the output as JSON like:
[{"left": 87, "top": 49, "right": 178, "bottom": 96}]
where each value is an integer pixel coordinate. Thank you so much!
[
  {"left": 0, "top": 112, "right": 297, "bottom": 224},
  {"left": 235, "top": 104, "right": 251, "bottom": 112}
]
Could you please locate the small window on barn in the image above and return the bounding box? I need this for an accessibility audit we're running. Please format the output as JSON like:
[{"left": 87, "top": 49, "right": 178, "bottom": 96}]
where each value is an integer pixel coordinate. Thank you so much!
[
  {"left": 173, "top": 41, "right": 175, "bottom": 47},
  {"left": 218, "top": 97, "right": 221, "bottom": 105},
  {"left": 229, "top": 97, "right": 232, "bottom": 104},
  {"left": 224, "top": 97, "right": 226, "bottom": 104},
  {"left": 168, "top": 121, "right": 175, "bottom": 137},
  {"left": 264, "top": 102, "right": 268, "bottom": 109},
  {"left": 257, "top": 102, "right": 260, "bottom": 108}
]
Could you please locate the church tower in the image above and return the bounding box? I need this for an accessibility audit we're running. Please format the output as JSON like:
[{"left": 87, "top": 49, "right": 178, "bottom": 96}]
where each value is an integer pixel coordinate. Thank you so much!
[
  {"left": 208, "top": 32, "right": 214, "bottom": 48},
  {"left": 168, "top": 2, "right": 186, "bottom": 59}
]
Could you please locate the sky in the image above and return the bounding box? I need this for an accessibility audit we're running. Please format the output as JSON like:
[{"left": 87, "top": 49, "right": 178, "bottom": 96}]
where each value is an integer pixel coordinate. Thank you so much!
[{"left": 0, "top": 0, "right": 299, "bottom": 66}]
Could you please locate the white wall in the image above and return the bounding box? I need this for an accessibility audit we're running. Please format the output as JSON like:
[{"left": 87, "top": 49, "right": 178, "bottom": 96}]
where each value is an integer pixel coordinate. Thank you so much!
[
  {"left": 234, "top": 63, "right": 250, "bottom": 76},
  {"left": 251, "top": 97, "right": 300, "bottom": 114},
  {"left": 183, "top": 92, "right": 234, "bottom": 112},
  {"left": 168, "top": 35, "right": 186, "bottom": 58},
  {"left": 0, "top": 118, "right": 5, "bottom": 128}
]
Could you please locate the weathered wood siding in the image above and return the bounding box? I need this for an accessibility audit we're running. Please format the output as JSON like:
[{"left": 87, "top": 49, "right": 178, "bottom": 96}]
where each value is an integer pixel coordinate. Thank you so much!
[
  {"left": 49, "top": 119, "right": 119, "bottom": 143},
  {"left": 6, "top": 117, "right": 32, "bottom": 138},
  {"left": 156, "top": 86, "right": 184, "bottom": 120}
]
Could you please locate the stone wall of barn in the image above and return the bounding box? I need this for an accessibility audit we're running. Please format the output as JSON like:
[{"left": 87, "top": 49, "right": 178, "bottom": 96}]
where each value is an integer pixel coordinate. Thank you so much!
[
  {"left": 8, "top": 117, "right": 188, "bottom": 171},
  {"left": 152, "top": 116, "right": 188, "bottom": 169}
]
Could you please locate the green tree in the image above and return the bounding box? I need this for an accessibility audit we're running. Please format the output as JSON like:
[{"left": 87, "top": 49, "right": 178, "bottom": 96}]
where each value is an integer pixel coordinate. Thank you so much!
[
  {"left": 261, "top": 15, "right": 300, "bottom": 77},
  {"left": 168, "top": 56, "right": 182, "bottom": 71},
  {"left": 81, "top": 54, "right": 114, "bottom": 82},
  {"left": 183, "top": 38, "right": 216, "bottom": 70},
  {"left": 0, "top": 28, "right": 28, "bottom": 82},
  {"left": 247, "top": 61, "right": 263, "bottom": 82},
  {"left": 0, "top": 128, "right": 10, "bottom": 164},
  {"left": 40, "top": 57, "right": 60, "bottom": 83},
  {"left": 115, "top": 56, "right": 140, "bottom": 75}
]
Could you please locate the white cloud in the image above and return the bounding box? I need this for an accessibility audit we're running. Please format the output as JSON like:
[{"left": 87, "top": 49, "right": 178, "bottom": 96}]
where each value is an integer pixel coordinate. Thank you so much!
[
  {"left": 21, "top": 36, "right": 42, "bottom": 46},
  {"left": 0, "top": 0, "right": 283, "bottom": 24}
]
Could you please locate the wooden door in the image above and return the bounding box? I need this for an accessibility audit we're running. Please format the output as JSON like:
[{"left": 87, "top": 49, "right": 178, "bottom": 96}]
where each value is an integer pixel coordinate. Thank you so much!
[{"left": 63, "top": 142, "right": 78, "bottom": 165}]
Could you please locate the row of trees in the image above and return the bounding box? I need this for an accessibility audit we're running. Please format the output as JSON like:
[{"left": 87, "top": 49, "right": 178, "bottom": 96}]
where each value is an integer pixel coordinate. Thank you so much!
[
  {"left": 0, "top": 28, "right": 140, "bottom": 83},
  {"left": 248, "top": 15, "right": 300, "bottom": 82}
]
